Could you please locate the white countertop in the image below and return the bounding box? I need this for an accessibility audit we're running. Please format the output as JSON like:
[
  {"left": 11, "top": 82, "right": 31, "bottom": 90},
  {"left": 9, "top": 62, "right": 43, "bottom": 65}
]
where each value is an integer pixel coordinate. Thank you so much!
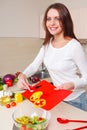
[
  {"left": 0, "top": 80, "right": 87, "bottom": 130},
  {"left": 0, "top": 99, "right": 87, "bottom": 130}
]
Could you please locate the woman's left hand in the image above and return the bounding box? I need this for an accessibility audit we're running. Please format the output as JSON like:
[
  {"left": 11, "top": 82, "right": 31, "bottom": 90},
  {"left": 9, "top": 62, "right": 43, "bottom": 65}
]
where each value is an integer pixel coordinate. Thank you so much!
[{"left": 55, "top": 82, "right": 74, "bottom": 90}]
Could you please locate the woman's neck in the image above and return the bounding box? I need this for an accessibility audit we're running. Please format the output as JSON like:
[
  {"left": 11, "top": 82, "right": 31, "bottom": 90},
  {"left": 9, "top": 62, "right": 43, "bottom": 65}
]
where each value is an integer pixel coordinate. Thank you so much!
[{"left": 52, "top": 36, "right": 72, "bottom": 48}]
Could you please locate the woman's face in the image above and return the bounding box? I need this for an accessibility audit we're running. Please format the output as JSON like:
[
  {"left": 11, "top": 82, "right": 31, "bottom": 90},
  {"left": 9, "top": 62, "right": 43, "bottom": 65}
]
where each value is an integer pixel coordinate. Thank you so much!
[{"left": 46, "top": 8, "right": 63, "bottom": 36}]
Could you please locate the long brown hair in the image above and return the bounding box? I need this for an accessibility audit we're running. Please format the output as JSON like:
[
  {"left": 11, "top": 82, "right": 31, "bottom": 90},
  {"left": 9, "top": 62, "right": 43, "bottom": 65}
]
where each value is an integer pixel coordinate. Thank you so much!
[{"left": 43, "top": 3, "right": 77, "bottom": 45}]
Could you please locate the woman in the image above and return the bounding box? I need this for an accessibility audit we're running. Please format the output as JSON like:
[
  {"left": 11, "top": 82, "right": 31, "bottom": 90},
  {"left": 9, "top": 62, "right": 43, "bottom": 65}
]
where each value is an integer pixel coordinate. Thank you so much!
[{"left": 17, "top": 3, "right": 87, "bottom": 111}]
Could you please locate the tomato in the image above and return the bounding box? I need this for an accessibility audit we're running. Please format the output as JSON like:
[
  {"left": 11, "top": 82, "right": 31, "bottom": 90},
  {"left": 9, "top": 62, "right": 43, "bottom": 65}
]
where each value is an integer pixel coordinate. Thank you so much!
[
  {"left": 6, "top": 79, "right": 13, "bottom": 87},
  {"left": 6, "top": 103, "right": 11, "bottom": 108},
  {"left": 11, "top": 101, "right": 16, "bottom": 107},
  {"left": 38, "top": 117, "right": 43, "bottom": 121},
  {"left": 20, "top": 125, "right": 26, "bottom": 130},
  {"left": 27, "top": 128, "right": 32, "bottom": 130}
]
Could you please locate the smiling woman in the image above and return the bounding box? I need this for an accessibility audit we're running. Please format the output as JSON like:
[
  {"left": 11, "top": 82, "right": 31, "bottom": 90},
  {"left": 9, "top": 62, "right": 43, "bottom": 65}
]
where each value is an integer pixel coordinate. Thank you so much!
[{"left": 17, "top": 2, "right": 87, "bottom": 111}]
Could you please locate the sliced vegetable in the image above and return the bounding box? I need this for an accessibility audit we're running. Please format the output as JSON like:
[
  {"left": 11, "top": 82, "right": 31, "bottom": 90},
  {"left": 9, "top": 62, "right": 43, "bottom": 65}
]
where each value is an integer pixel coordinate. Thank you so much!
[
  {"left": 16, "top": 116, "right": 46, "bottom": 125},
  {"left": 34, "top": 99, "right": 46, "bottom": 108},
  {"left": 30, "top": 91, "right": 43, "bottom": 102},
  {"left": 15, "top": 115, "right": 46, "bottom": 130}
]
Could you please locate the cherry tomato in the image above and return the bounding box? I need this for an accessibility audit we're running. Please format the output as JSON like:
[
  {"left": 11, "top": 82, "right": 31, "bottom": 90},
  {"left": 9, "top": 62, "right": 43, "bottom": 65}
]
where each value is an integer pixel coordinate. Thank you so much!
[
  {"left": 11, "top": 101, "right": 16, "bottom": 107},
  {"left": 6, "top": 103, "right": 11, "bottom": 108},
  {"left": 38, "top": 117, "right": 43, "bottom": 121},
  {"left": 6, "top": 79, "right": 13, "bottom": 87},
  {"left": 20, "top": 125, "right": 26, "bottom": 130}
]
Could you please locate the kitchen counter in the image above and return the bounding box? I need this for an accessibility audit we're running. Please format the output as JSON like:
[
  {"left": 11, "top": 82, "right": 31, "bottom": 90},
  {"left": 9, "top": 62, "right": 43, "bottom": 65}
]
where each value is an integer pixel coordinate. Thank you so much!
[
  {"left": 0, "top": 98, "right": 87, "bottom": 130},
  {"left": 0, "top": 79, "right": 87, "bottom": 130}
]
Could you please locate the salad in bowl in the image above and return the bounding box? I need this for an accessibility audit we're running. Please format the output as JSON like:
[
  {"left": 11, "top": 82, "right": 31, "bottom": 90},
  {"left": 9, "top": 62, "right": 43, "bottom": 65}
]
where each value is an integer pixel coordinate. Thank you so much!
[{"left": 12, "top": 104, "right": 51, "bottom": 130}]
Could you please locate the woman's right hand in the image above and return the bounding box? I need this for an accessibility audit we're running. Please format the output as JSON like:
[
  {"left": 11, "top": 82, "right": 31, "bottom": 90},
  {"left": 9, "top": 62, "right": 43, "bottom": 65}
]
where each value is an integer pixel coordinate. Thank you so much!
[{"left": 17, "top": 73, "right": 30, "bottom": 90}]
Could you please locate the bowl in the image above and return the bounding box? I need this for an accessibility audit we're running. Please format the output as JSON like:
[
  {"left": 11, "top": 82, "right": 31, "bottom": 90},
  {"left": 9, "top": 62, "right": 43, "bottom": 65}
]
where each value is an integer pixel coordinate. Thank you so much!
[{"left": 12, "top": 105, "right": 51, "bottom": 130}]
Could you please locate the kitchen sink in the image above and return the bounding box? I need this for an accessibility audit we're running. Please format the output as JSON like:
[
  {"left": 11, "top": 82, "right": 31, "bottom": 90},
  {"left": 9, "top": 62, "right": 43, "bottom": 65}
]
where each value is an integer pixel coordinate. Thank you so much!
[{"left": 32, "top": 69, "right": 50, "bottom": 79}]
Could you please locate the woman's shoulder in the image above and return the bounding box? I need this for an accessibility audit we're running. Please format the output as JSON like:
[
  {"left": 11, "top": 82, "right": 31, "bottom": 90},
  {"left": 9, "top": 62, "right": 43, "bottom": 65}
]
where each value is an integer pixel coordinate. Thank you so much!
[
  {"left": 70, "top": 38, "right": 82, "bottom": 47},
  {"left": 70, "top": 39, "right": 84, "bottom": 53}
]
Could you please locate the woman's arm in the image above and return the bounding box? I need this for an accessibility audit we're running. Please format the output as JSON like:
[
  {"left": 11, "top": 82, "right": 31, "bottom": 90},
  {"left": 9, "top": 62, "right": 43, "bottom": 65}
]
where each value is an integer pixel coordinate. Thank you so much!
[
  {"left": 71, "top": 42, "right": 87, "bottom": 89},
  {"left": 23, "top": 46, "right": 45, "bottom": 77},
  {"left": 17, "top": 46, "right": 45, "bottom": 89}
]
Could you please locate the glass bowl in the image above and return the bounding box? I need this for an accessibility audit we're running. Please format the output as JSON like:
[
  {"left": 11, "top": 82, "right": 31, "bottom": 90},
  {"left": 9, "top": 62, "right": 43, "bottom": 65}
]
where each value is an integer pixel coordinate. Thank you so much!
[{"left": 12, "top": 105, "right": 51, "bottom": 130}]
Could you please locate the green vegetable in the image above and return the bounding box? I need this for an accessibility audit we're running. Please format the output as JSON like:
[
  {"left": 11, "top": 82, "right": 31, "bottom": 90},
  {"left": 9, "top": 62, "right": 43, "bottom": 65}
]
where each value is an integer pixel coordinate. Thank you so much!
[
  {"left": 0, "top": 77, "right": 3, "bottom": 85},
  {"left": 13, "top": 77, "right": 18, "bottom": 84},
  {"left": 16, "top": 116, "right": 46, "bottom": 130},
  {"left": 0, "top": 84, "right": 3, "bottom": 90}
]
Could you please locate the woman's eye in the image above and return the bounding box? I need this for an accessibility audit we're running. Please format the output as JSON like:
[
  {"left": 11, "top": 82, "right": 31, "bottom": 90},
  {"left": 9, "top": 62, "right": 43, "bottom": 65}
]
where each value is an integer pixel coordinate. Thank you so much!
[
  {"left": 46, "top": 17, "right": 60, "bottom": 21},
  {"left": 55, "top": 17, "right": 60, "bottom": 21},
  {"left": 47, "top": 17, "right": 51, "bottom": 21}
]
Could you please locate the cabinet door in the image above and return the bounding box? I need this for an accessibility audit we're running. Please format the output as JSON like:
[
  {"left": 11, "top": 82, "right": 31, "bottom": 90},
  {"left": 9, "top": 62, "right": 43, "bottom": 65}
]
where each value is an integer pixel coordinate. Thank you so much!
[{"left": 70, "top": 8, "right": 87, "bottom": 39}]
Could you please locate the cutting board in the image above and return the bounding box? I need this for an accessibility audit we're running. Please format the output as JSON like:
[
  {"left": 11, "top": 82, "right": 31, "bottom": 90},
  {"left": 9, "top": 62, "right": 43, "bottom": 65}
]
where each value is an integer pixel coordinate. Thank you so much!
[{"left": 22, "top": 80, "right": 72, "bottom": 110}]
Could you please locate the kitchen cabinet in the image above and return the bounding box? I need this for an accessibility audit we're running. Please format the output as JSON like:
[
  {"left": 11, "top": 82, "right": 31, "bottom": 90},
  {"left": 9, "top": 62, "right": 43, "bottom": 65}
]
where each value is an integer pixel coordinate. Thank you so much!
[{"left": 40, "top": 8, "right": 87, "bottom": 39}]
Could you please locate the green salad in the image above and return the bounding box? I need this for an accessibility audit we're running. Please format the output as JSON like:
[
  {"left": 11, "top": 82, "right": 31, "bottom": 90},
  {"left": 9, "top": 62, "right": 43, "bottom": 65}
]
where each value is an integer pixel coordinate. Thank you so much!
[{"left": 16, "top": 115, "right": 47, "bottom": 130}]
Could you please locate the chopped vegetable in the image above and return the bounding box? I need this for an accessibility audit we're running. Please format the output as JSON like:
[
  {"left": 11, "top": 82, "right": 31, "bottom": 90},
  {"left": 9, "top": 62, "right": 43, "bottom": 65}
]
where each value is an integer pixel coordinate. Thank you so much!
[
  {"left": 16, "top": 115, "right": 46, "bottom": 126},
  {"left": 34, "top": 99, "right": 46, "bottom": 108},
  {"left": 15, "top": 115, "right": 47, "bottom": 130},
  {"left": 30, "top": 91, "right": 43, "bottom": 102}
]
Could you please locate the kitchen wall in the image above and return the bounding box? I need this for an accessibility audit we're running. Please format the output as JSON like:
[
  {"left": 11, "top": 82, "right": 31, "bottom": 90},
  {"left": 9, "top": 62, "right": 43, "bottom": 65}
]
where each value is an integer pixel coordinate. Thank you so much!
[
  {"left": 0, "top": 0, "right": 53, "bottom": 38},
  {"left": 40, "top": 0, "right": 87, "bottom": 39},
  {"left": 0, "top": 0, "right": 53, "bottom": 76},
  {"left": 1, "top": 0, "right": 87, "bottom": 38},
  {"left": 0, "top": 37, "right": 43, "bottom": 76},
  {"left": 0, "top": 37, "right": 87, "bottom": 77}
]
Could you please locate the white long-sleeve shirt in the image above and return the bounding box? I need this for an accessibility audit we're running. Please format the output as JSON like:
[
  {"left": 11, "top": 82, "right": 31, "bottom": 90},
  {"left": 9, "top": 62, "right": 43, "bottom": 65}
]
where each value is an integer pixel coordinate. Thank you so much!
[{"left": 23, "top": 39, "right": 87, "bottom": 101}]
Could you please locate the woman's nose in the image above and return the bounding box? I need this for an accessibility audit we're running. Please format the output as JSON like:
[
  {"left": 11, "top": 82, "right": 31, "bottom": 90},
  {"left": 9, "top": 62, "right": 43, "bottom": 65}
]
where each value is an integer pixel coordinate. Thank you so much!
[{"left": 50, "top": 19, "right": 55, "bottom": 25}]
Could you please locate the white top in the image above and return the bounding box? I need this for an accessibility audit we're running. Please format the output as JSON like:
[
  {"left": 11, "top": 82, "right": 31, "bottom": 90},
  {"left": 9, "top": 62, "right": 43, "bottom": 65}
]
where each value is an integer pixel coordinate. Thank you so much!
[{"left": 23, "top": 39, "right": 87, "bottom": 101}]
